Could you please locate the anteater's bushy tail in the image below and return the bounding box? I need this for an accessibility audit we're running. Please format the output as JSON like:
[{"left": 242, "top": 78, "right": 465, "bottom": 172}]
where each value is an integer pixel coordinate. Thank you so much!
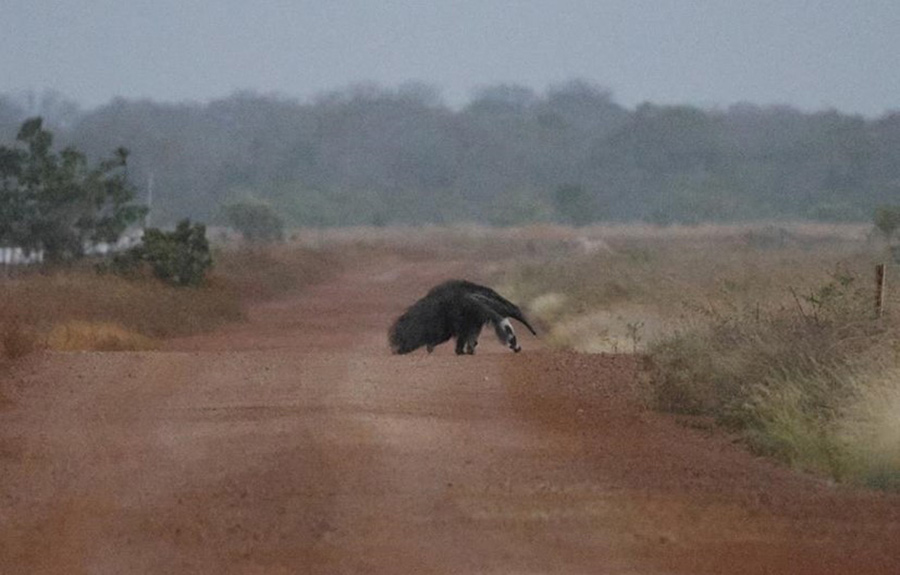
[{"left": 388, "top": 297, "right": 446, "bottom": 354}]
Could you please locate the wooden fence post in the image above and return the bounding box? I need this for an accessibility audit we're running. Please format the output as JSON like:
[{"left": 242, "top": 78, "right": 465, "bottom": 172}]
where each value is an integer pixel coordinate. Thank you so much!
[{"left": 875, "top": 263, "right": 886, "bottom": 318}]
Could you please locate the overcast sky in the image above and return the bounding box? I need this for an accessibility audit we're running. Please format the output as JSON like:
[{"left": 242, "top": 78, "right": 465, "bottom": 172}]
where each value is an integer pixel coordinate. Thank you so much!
[{"left": 2, "top": 1, "right": 898, "bottom": 116}]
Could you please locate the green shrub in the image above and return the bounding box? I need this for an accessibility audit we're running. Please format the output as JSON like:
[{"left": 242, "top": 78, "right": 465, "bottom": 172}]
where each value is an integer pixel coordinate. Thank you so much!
[
  {"left": 222, "top": 200, "right": 284, "bottom": 243},
  {"left": 110, "top": 219, "right": 212, "bottom": 287}
]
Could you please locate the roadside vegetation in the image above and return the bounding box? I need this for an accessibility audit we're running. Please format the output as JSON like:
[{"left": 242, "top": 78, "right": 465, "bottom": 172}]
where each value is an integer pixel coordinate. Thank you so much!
[
  {"left": 0, "top": 118, "right": 337, "bottom": 362},
  {"left": 1, "top": 266, "right": 239, "bottom": 356},
  {"left": 0, "top": 244, "right": 336, "bottom": 359},
  {"left": 498, "top": 221, "right": 900, "bottom": 490}
]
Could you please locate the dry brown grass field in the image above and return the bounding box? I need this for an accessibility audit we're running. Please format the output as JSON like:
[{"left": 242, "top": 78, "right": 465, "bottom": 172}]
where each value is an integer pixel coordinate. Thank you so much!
[
  {"left": 480, "top": 222, "right": 900, "bottom": 490},
  {"left": 0, "top": 244, "right": 336, "bottom": 361}
]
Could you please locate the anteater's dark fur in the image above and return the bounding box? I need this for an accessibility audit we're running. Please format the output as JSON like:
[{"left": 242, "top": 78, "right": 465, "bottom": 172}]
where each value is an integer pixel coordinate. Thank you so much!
[{"left": 389, "top": 280, "right": 537, "bottom": 355}]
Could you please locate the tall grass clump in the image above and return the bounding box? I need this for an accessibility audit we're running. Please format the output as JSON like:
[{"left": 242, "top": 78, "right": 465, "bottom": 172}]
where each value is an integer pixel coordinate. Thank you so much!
[
  {"left": 646, "top": 266, "right": 900, "bottom": 487},
  {"left": 839, "top": 369, "right": 900, "bottom": 490}
]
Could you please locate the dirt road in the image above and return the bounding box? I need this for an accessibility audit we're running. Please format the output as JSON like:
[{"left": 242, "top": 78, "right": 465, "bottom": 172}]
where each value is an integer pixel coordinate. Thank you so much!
[{"left": 2, "top": 251, "right": 900, "bottom": 574}]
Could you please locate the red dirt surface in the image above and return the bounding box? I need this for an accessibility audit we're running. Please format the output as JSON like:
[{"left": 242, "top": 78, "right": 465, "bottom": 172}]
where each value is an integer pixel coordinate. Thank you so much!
[{"left": 2, "top": 250, "right": 900, "bottom": 574}]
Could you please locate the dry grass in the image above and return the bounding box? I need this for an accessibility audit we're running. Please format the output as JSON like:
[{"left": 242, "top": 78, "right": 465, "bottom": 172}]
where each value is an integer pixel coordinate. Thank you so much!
[
  {"left": 0, "top": 271, "right": 242, "bottom": 343},
  {"left": 46, "top": 321, "right": 158, "bottom": 352},
  {"left": 496, "top": 223, "right": 876, "bottom": 352},
  {"left": 735, "top": 358, "right": 900, "bottom": 487},
  {"left": 0, "top": 243, "right": 338, "bottom": 362},
  {"left": 496, "top": 222, "right": 900, "bottom": 489},
  {"left": 840, "top": 368, "right": 900, "bottom": 490}
]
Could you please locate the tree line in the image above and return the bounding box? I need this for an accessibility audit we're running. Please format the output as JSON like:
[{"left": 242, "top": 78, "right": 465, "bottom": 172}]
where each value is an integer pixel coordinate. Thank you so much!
[{"left": 2, "top": 82, "right": 899, "bottom": 227}]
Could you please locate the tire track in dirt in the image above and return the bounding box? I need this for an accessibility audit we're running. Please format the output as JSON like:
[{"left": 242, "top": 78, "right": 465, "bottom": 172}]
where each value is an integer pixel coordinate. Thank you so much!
[{"left": 2, "top": 251, "right": 900, "bottom": 574}]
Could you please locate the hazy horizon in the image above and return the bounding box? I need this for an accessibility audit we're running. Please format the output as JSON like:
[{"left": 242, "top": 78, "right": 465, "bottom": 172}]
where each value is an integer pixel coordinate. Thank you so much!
[{"left": 2, "top": 1, "right": 899, "bottom": 117}]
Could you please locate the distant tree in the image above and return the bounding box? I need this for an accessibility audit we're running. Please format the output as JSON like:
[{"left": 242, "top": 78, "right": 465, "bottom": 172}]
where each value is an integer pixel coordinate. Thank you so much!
[
  {"left": 616, "top": 104, "right": 723, "bottom": 175},
  {"left": 18, "top": 90, "right": 82, "bottom": 128},
  {"left": 553, "top": 184, "right": 595, "bottom": 226},
  {"left": 809, "top": 202, "right": 864, "bottom": 222},
  {"left": 0, "top": 94, "right": 27, "bottom": 139},
  {"left": 873, "top": 205, "right": 900, "bottom": 240},
  {"left": 467, "top": 84, "right": 537, "bottom": 114},
  {"left": 0, "top": 117, "right": 146, "bottom": 263},
  {"left": 221, "top": 200, "right": 284, "bottom": 242},
  {"left": 542, "top": 79, "right": 625, "bottom": 133},
  {"left": 651, "top": 174, "right": 741, "bottom": 225}
]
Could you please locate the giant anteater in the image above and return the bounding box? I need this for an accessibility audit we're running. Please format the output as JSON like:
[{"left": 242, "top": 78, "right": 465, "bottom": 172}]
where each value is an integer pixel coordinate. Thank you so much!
[{"left": 389, "top": 280, "right": 537, "bottom": 355}]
